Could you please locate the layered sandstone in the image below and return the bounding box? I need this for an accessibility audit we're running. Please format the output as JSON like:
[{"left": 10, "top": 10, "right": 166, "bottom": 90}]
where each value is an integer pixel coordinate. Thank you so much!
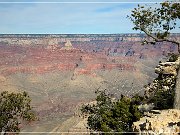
[{"left": 144, "top": 57, "right": 180, "bottom": 99}]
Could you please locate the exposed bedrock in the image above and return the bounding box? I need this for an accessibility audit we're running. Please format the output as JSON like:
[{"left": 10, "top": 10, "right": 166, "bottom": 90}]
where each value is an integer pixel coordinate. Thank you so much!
[
  {"left": 133, "top": 56, "right": 180, "bottom": 134},
  {"left": 132, "top": 109, "right": 180, "bottom": 135},
  {"left": 144, "top": 56, "right": 180, "bottom": 100}
]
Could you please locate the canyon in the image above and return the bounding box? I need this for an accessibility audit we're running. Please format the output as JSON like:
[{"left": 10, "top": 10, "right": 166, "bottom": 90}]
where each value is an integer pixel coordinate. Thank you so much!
[{"left": 0, "top": 34, "right": 179, "bottom": 133}]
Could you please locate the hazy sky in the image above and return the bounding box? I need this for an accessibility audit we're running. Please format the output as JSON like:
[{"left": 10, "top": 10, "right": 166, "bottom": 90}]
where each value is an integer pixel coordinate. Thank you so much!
[{"left": 0, "top": 0, "right": 179, "bottom": 34}]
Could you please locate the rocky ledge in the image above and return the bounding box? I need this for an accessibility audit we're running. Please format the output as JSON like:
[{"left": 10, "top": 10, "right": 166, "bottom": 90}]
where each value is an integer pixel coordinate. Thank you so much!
[
  {"left": 133, "top": 56, "right": 180, "bottom": 135},
  {"left": 155, "top": 57, "right": 180, "bottom": 76},
  {"left": 144, "top": 56, "right": 180, "bottom": 99},
  {"left": 132, "top": 109, "right": 180, "bottom": 135}
]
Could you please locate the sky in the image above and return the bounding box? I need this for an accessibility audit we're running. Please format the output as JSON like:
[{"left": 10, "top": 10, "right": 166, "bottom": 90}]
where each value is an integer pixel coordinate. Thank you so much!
[{"left": 0, "top": 0, "right": 179, "bottom": 34}]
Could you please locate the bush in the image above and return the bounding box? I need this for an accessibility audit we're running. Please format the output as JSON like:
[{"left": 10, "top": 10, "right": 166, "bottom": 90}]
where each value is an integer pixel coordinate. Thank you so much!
[
  {"left": 81, "top": 91, "right": 143, "bottom": 134},
  {"left": 149, "top": 89, "right": 175, "bottom": 109},
  {"left": 168, "top": 53, "right": 179, "bottom": 62},
  {"left": 0, "top": 91, "right": 36, "bottom": 133}
]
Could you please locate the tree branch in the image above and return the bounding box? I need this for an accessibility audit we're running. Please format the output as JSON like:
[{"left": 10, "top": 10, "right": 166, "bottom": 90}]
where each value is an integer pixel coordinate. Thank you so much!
[{"left": 140, "top": 27, "right": 180, "bottom": 53}]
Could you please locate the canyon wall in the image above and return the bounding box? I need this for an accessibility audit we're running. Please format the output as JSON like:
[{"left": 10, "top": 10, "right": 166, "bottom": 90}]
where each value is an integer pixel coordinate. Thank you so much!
[
  {"left": 0, "top": 34, "right": 179, "bottom": 77},
  {"left": 0, "top": 34, "right": 180, "bottom": 133},
  {"left": 0, "top": 34, "right": 179, "bottom": 46}
]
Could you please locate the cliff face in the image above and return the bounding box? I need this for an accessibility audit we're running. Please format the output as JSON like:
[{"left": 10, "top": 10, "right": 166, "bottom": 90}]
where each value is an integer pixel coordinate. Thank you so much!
[
  {"left": 0, "top": 34, "right": 179, "bottom": 45},
  {"left": 0, "top": 45, "right": 136, "bottom": 76},
  {"left": 0, "top": 34, "right": 179, "bottom": 57},
  {"left": 133, "top": 56, "right": 180, "bottom": 134},
  {"left": 143, "top": 56, "right": 180, "bottom": 103}
]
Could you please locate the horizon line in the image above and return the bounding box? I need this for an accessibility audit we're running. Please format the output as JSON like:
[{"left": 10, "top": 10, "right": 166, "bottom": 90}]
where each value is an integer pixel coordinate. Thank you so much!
[
  {"left": 0, "top": 33, "right": 180, "bottom": 34},
  {"left": 0, "top": 2, "right": 178, "bottom": 4}
]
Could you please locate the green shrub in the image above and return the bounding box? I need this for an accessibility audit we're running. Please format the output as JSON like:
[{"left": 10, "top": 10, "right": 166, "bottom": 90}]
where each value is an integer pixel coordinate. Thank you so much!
[
  {"left": 81, "top": 91, "right": 143, "bottom": 134},
  {"left": 149, "top": 89, "right": 175, "bottom": 109},
  {"left": 168, "top": 53, "right": 179, "bottom": 62},
  {"left": 0, "top": 91, "right": 36, "bottom": 133}
]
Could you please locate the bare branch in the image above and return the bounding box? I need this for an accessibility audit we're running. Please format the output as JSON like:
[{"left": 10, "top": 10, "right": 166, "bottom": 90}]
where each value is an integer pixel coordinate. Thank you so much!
[{"left": 141, "top": 27, "right": 180, "bottom": 53}]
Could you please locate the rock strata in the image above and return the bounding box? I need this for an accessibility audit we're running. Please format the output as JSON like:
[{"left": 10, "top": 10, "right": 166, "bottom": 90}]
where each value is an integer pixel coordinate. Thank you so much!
[
  {"left": 144, "top": 56, "right": 180, "bottom": 99},
  {"left": 155, "top": 58, "right": 180, "bottom": 76}
]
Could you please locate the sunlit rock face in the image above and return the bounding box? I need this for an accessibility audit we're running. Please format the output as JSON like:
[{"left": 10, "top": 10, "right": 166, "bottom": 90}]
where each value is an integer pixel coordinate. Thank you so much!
[
  {"left": 60, "top": 40, "right": 74, "bottom": 50},
  {"left": 133, "top": 56, "right": 180, "bottom": 135},
  {"left": 132, "top": 109, "right": 180, "bottom": 135},
  {"left": 144, "top": 56, "right": 180, "bottom": 101}
]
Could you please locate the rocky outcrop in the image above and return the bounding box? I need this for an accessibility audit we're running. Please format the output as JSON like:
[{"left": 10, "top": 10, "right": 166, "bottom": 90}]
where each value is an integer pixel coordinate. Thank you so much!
[
  {"left": 155, "top": 57, "right": 180, "bottom": 110},
  {"left": 144, "top": 57, "right": 180, "bottom": 99},
  {"left": 133, "top": 56, "right": 180, "bottom": 134},
  {"left": 60, "top": 40, "right": 74, "bottom": 50},
  {"left": 132, "top": 109, "right": 180, "bottom": 134},
  {"left": 155, "top": 58, "right": 180, "bottom": 76}
]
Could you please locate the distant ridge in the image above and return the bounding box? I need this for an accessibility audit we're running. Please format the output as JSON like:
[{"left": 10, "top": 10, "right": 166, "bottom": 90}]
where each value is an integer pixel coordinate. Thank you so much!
[{"left": 0, "top": 33, "right": 179, "bottom": 38}]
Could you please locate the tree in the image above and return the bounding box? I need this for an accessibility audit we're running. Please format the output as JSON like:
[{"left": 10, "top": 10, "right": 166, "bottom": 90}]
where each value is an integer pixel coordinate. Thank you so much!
[
  {"left": 81, "top": 90, "right": 142, "bottom": 134},
  {"left": 128, "top": 1, "right": 180, "bottom": 110},
  {"left": 128, "top": 1, "right": 180, "bottom": 52},
  {"left": 0, "top": 91, "right": 36, "bottom": 134}
]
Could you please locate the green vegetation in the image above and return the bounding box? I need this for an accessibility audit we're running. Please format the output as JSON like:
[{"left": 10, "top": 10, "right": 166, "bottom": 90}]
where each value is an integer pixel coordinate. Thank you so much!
[
  {"left": 147, "top": 66, "right": 176, "bottom": 110},
  {"left": 149, "top": 88, "right": 175, "bottom": 109},
  {"left": 168, "top": 53, "right": 179, "bottom": 62},
  {"left": 128, "top": 1, "right": 179, "bottom": 109},
  {"left": 0, "top": 91, "right": 36, "bottom": 134},
  {"left": 81, "top": 90, "right": 143, "bottom": 134},
  {"left": 128, "top": 1, "right": 180, "bottom": 52}
]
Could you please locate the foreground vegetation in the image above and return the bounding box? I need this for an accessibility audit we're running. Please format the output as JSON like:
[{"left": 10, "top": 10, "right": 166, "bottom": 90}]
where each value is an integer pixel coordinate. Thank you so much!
[
  {"left": 81, "top": 90, "right": 143, "bottom": 134},
  {"left": 0, "top": 91, "right": 36, "bottom": 134}
]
